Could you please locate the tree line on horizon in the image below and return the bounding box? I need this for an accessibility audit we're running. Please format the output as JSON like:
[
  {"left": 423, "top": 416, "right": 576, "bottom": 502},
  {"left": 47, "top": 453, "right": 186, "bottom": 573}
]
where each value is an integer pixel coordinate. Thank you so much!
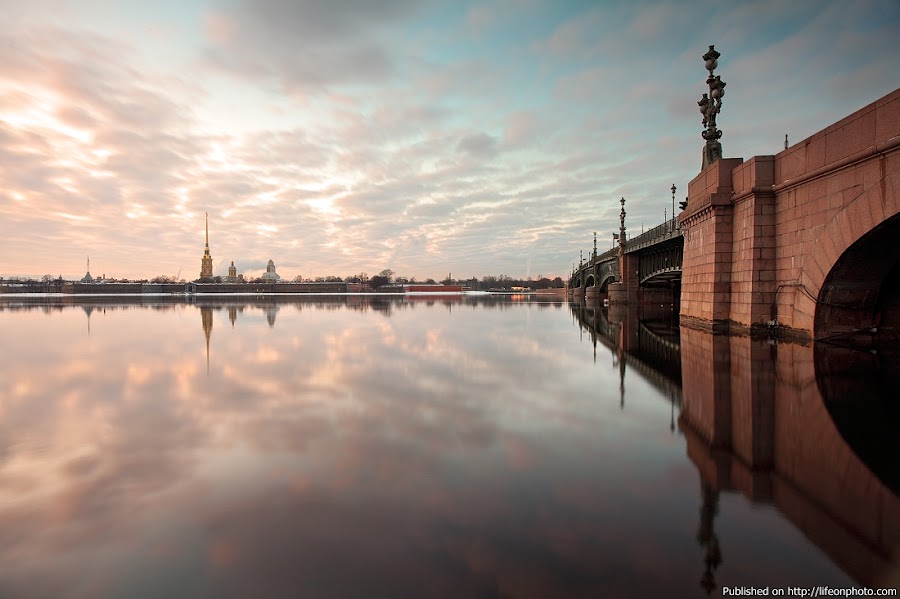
[
  {"left": 324, "top": 270, "right": 565, "bottom": 290},
  {"left": 185, "top": 268, "right": 566, "bottom": 289}
]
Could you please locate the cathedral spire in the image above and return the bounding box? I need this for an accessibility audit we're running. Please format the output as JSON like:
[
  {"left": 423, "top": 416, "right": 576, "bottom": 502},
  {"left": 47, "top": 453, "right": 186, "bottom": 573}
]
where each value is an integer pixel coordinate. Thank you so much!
[
  {"left": 200, "top": 212, "right": 214, "bottom": 280},
  {"left": 81, "top": 255, "right": 93, "bottom": 283}
]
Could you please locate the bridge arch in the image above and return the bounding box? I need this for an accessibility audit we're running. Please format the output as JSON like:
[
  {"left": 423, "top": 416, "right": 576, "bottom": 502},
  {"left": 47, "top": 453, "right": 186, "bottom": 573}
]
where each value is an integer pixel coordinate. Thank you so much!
[
  {"left": 803, "top": 158, "right": 900, "bottom": 342},
  {"left": 585, "top": 274, "right": 596, "bottom": 288},
  {"left": 598, "top": 275, "right": 616, "bottom": 292},
  {"left": 814, "top": 211, "right": 900, "bottom": 341}
]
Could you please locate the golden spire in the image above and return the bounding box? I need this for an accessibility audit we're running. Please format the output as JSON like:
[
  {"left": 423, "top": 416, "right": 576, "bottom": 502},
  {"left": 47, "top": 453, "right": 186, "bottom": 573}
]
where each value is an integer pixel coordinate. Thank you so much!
[{"left": 200, "top": 212, "right": 213, "bottom": 279}]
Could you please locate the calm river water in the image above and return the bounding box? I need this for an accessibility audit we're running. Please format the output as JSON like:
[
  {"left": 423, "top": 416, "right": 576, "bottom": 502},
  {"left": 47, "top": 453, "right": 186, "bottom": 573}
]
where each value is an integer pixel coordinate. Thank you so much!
[{"left": 0, "top": 295, "right": 896, "bottom": 598}]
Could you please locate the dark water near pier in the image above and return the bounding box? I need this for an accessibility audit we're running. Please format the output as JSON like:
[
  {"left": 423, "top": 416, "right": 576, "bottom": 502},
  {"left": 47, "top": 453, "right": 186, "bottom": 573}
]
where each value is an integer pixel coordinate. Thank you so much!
[{"left": 0, "top": 296, "right": 896, "bottom": 598}]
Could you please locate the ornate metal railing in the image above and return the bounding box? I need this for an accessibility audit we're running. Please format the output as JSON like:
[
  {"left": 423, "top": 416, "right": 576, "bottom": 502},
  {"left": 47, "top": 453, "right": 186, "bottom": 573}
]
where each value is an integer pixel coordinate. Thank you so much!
[
  {"left": 591, "top": 246, "right": 619, "bottom": 264},
  {"left": 625, "top": 217, "right": 681, "bottom": 253}
]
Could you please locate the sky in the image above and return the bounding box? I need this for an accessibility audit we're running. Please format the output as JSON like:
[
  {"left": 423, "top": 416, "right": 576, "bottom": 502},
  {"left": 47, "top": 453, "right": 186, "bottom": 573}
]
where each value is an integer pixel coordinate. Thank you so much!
[{"left": 0, "top": 0, "right": 898, "bottom": 282}]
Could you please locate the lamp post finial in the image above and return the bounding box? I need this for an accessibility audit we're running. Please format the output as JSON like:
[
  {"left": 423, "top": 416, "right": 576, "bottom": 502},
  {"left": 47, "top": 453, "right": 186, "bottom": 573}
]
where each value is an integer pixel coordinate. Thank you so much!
[{"left": 699, "top": 45, "right": 726, "bottom": 168}]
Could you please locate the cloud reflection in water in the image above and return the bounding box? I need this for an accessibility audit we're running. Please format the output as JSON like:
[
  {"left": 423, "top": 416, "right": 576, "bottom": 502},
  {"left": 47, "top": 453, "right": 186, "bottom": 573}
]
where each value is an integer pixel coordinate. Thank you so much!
[{"left": 0, "top": 298, "right": 853, "bottom": 598}]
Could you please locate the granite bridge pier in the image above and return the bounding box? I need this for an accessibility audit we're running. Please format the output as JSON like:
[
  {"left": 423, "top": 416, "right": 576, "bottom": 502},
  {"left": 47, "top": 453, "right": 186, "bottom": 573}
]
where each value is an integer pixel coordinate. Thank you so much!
[{"left": 569, "top": 86, "right": 900, "bottom": 345}]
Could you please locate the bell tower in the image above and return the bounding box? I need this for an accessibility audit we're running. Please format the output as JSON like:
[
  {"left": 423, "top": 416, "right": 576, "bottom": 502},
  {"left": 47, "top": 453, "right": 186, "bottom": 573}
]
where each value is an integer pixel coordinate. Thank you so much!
[{"left": 200, "top": 212, "right": 213, "bottom": 280}]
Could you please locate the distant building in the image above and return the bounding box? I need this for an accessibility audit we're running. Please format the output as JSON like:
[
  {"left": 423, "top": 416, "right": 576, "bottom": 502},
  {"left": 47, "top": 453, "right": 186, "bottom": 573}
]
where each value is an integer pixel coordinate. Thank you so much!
[
  {"left": 224, "top": 260, "right": 241, "bottom": 283},
  {"left": 199, "top": 212, "right": 213, "bottom": 280},
  {"left": 80, "top": 256, "right": 93, "bottom": 283},
  {"left": 261, "top": 259, "right": 281, "bottom": 281}
]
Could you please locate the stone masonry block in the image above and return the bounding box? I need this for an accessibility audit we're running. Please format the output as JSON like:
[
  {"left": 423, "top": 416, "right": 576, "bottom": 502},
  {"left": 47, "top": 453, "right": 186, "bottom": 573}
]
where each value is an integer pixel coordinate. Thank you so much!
[
  {"left": 829, "top": 191, "right": 847, "bottom": 211},
  {"left": 868, "top": 191, "right": 885, "bottom": 224},
  {"left": 874, "top": 90, "right": 900, "bottom": 141},
  {"left": 802, "top": 258, "right": 824, "bottom": 290},
  {"left": 811, "top": 250, "right": 835, "bottom": 285},
  {"left": 779, "top": 190, "right": 797, "bottom": 211},
  {"left": 819, "top": 232, "right": 838, "bottom": 264},
  {"left": 808, "top": 178, "right": 827, "bottom": 204},
  {"left": 806, "top": 134, "right": 826, "bottom": 172},
  {"left": 776, "top": 144, "right": 806, "bottom": 183},
  {"left": 824, "top": 108, "right": 876, "bottom": 165},
  {"left": 733, "top": 161, "right": 752, "bottom": 196},
  {"left": 748, "top": 155, "right": 776, "bottom": 188},
  {"left": 836, "top": 211, "right": 858, "bottom": 249},
  {"left": 852, "top": 202, "right": 876, "bottom": 240},
  {"left": 780, "top": 215, "right": 798, "bottom": 233},
  {"left": 810, "top": 210, "right": 830, "bottom": 228}
]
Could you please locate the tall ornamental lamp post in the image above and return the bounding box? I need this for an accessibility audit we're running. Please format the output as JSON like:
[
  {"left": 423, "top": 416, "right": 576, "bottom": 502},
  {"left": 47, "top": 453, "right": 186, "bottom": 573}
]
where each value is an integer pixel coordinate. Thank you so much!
[
  {"left": 617, "top": 197, "right": 627, "bottom": 276},
  {"left": 671, "top": 183, "right": 677, "bottom": 229},
  {"left": 698, "top": 45, "right": 726, "bottom": 169}
]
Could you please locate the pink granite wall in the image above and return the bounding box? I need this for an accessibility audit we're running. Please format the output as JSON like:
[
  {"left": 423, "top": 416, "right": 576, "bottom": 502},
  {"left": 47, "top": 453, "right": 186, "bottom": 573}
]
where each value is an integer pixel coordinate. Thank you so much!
[{"left": 680, "top": 87, "right": 900, "bottom": 338}]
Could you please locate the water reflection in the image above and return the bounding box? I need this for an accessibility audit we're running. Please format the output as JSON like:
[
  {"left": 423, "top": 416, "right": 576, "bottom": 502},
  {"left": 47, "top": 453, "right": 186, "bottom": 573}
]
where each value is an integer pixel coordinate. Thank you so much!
[
  {"left": 0, "top": 293, "right": 566, "bottom": 315},
  {"left": 1, "top": 296, "right": 602, "bottom": 599},
  {"left": 572, "top": 301, "right": 900, "bottom": 591},
  {"left": 814, "top": 344, "right": 900, "bottom": 496},
  {"left": 0, "top": 297, "right": 895, "bottom": 598},
  {"left": 571, "top": 301, "right": 682, "bottom": 434}
]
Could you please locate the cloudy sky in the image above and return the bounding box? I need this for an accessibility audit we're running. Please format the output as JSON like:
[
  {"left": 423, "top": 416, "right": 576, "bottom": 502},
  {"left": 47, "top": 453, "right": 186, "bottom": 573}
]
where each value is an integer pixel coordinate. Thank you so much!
[{"left": 1, "top": 0, "right": 898, "bottom": 281}]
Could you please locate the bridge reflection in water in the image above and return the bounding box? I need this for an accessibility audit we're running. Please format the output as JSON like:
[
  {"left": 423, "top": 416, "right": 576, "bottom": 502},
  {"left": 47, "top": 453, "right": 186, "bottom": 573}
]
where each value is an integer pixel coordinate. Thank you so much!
[{"left": 570, "top": 300, "right": 900, "bottom": 590}]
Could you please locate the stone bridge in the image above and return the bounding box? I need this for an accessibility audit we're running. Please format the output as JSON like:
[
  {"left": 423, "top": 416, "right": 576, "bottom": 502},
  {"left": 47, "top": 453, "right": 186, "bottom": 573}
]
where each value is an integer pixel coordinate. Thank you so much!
[
  {"left": 568, "top": 247, "right": 620, "bottom": 301},
  {"left": 568, "top": 87, "right": 900, "bottom": 343},
  {"left": 625, "top": 218, "right": 684, "bottom": 285},
  {"left": 569, "top": 218, "right": 684, "bottom": 304},
  {"left": 680, "top": 87, "right": 900, "bottom": 345}
]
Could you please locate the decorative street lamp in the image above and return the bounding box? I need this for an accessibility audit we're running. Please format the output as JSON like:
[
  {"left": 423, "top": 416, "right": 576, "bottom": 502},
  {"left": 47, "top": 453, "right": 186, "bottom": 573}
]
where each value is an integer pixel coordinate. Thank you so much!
[
  {"left": 671, "top": 183, "right": 677, "bottom": 229},
  {"left": 699, "top": 45, "right": 726, "bottom": 169},
  {"left": 593, "top": 232, "right": 597, "bottom": 259},
  {"left": 671, "top": 183, "right": 677, "bottom": 216}
]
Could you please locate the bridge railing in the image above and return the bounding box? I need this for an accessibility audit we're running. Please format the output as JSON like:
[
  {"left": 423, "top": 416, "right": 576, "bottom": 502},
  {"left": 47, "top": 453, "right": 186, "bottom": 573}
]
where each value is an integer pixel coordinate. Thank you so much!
[
  {"left": 576, "top": 247, "right": 619, "bottom": 274},
  {"left": 571, "top": 246, "right": 620, "bottom": 285},
  {"left": 591, "top": 247, "right": 618, "bottom": 264},
  {"left": 625, "top": 217, "right": 681, "bottom": 252}
]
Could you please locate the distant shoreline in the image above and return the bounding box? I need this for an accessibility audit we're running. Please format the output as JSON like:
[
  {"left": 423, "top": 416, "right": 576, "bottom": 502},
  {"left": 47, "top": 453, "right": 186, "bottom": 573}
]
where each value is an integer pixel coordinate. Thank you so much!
[{"left": 0, "top": 281, "right": 566, "bottom": 297}]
